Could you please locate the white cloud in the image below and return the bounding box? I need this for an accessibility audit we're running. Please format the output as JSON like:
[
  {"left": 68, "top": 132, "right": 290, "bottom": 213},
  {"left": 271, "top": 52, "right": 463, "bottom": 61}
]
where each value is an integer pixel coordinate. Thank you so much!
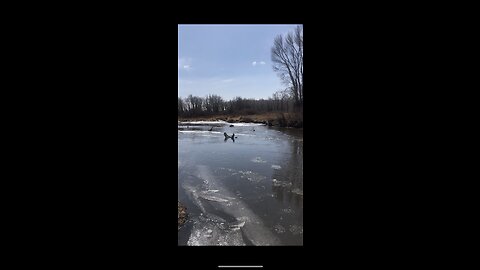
[
  {"left": 252, "top": 61, "right": 266, "bottom": 67},
  {"left": 178, "top": 58, "right": 192, "bottom": 71},
  {"left": 221, "top": 79, "right": 234, "bottom": 83}
]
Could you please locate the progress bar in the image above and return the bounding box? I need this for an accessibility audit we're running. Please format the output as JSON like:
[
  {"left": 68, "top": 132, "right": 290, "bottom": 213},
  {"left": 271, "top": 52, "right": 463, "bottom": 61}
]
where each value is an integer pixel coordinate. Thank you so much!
[{"left": 218, "top": 266, "right": 263, "bottom": 268}]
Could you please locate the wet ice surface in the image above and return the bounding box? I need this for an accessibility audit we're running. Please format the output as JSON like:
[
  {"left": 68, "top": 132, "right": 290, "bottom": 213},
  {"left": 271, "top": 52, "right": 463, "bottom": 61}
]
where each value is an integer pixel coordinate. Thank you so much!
[{"left": 178, "top": 121, "right": 303, "bottom": 246}]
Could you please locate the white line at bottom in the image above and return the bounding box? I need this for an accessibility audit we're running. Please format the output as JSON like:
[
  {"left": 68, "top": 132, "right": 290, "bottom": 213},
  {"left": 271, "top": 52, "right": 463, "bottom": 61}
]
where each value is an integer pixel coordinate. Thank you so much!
[{"left": 218, "top": 266, "right": 263, "bottom": 268}]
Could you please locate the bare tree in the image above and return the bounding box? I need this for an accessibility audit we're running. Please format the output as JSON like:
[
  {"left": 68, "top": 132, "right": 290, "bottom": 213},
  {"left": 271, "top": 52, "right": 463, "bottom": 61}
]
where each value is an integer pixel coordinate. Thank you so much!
[
  {"left": 179, "top": 94, "right": 295, "bottom": 117},
  {"left": 178, "top": 97, "right": 185, "bottom": 115},
  {"left": 271, "top": 25, "right": 303, "bottom": 109},
  {"left": 184, "top": 95, "right": 204, "bottom": 115},
  {"left": 205, "top": 94, "right": 223, "bottom": 114}
]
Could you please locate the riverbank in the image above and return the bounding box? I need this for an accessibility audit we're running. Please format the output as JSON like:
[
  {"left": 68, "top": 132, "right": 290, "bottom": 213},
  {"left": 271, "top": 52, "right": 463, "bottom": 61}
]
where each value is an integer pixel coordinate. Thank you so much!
[
  {"left": 178, "top": 202, "right": 187, "bottom": 230},
  {"left": 178, "top": 112, "right": 303, "bottom": 128}
]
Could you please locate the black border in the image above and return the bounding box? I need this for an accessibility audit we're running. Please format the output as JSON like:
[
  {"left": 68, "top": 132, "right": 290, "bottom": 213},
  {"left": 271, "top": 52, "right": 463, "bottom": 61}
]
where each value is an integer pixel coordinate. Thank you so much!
[{"left": 9, "top": 6, "right": 460, "bottom": 267}]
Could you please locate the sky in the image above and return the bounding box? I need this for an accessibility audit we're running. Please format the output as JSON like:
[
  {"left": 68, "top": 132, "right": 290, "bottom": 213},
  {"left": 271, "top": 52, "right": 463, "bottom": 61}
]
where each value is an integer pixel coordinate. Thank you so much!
[{"left": 178, "top": 24, "right": 301, "bottom": 101}]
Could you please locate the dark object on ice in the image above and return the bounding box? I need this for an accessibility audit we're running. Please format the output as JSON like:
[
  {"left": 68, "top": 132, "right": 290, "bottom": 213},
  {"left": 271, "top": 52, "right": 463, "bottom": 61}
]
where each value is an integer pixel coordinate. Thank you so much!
[
  {"left": 229, "top": 124, "right": 234, "bottom": 127},
  {"left": 208, "top": 126, "right": 213, "bottom": 131},
  {"left": 224, "top": 132, "right": 235, "bottom": 142},
  {"left": 178, "top": 201, "right": 187, "bottom": 230}
]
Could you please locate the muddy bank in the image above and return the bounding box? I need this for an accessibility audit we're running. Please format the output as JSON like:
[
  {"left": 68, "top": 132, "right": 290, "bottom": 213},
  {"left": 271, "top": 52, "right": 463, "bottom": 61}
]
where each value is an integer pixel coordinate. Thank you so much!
[{"left": 178, "top": 202, "right": 187, "bottom": 230}]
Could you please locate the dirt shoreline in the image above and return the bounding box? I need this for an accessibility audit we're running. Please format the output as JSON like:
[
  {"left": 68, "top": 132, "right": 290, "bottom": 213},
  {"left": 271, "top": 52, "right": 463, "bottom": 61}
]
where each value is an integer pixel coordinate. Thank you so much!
[{"left": 178, "top": 202, "right": 187, "bottom": 230}]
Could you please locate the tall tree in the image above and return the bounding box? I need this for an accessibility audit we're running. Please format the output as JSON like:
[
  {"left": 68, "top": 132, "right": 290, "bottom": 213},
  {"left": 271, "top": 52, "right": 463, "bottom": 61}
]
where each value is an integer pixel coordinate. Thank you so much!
[{"left": 271, "top": 25, "right": 303, "bottom": 108}]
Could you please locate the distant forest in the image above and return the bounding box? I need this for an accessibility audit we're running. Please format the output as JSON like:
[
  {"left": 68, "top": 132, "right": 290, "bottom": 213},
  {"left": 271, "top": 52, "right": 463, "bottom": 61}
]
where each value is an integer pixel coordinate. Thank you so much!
[{"left": 178, "top": 91, "right": 299, "bottom": 117}]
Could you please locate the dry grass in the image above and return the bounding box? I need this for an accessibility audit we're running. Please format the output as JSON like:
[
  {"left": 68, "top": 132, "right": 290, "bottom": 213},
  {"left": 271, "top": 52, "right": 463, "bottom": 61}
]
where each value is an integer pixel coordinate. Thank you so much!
[
  {"left": 178, "top": 201, "right": 187, "bottom": 230},
  {"left": 179, "top": 112, "right": 277, "bottom": 123}
]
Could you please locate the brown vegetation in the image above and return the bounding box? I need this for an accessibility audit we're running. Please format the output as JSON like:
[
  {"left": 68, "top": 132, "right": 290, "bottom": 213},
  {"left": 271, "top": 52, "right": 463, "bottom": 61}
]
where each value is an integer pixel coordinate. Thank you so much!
[{"left": 178, "top": 201, "right": 187, "bottom": 230}]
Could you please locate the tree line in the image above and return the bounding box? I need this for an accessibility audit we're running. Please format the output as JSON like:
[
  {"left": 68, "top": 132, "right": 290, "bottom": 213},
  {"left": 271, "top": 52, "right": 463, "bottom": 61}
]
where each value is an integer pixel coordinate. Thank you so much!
[{"left": 178, "top": 90, "right": 297, "bottom": 117}]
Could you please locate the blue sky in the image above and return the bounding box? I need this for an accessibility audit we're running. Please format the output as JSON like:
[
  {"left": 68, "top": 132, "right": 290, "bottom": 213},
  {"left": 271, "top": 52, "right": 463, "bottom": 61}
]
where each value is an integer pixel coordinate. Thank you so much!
[{"left": 178, "top": 24, "right": 301, "bottom": 100}]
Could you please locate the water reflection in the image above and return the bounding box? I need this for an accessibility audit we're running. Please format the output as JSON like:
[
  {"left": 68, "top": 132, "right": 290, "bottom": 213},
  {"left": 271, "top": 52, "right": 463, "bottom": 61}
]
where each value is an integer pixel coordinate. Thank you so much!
[{"left": 271, "top": 136, "right": 303, "bottom": 209}]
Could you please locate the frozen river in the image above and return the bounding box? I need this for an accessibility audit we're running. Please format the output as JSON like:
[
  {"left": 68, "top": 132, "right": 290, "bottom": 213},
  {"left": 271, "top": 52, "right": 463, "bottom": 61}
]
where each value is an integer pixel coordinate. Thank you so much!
[{"left": 178, "top": 121, "right": 303, "bottom": 246}]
